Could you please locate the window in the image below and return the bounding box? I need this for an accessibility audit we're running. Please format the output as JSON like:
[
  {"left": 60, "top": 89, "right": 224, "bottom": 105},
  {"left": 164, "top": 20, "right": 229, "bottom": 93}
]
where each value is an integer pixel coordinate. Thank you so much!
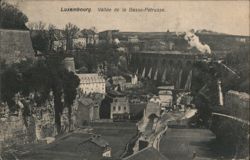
[
  {"left": 124, "top": 107, "right": 126, "bottom": 110},
  {"left": 113, "top": 106, "right": 116, "bottom": 111},
  {"left": 118, "top": 106, "right": 121, "bottom": 111}
]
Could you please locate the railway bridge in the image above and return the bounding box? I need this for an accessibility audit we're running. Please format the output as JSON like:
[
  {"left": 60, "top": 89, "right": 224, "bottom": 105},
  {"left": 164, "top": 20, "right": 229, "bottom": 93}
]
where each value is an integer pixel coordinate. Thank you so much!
[{"left": 130, "top": 50, "right": 207, "bottom": 86}]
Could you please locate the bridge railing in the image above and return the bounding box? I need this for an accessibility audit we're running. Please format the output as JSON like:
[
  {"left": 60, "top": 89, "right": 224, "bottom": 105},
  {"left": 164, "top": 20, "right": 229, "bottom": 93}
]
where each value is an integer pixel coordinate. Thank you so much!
[{"left": 212, "top": 112, "right": 250, "bottom": 126}]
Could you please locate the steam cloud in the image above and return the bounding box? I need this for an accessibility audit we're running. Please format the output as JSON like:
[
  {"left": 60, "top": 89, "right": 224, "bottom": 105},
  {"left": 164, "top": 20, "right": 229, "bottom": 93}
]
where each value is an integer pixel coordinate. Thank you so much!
[
  {"left": 113, "top": 38, "right": 120, "bottom": 45},
  {"left": 184, "top": 31, "right": 211, "bottom": 54}
]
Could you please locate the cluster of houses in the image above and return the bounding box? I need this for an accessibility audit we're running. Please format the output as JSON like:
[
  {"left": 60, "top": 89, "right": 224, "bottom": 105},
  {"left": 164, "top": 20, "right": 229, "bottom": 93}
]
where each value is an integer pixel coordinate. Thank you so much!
[{"left": 52, "top": 29, "right": 99, "bottom": 51}]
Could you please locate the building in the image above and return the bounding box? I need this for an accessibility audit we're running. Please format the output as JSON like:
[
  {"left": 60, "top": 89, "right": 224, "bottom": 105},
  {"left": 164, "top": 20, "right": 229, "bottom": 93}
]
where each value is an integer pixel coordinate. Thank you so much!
[
  {"left": 110, "top": 94, "right": 130, "bottom": 120},
  {"left": 128, "top": 35, "right": 139, "bottom": 43},
  {"left": 21, "top": 132, "right": 111, "bottom": 160},
  {"left": 63, "top": 57, "right": 76, "bottom": 72},
  {"left": 102, "top": 90, "right": 130, "bottom": 120},
  {"left": 76, "top": 97, "right": 100, "bottom": 123},
  {"left": 81, "top": 29, "right": 99, "bottom": 45},
  {"left": 129, "top": 103, "right": 147, "bottom": 121},
  {"left": 52, "top": 29, "right": 99, "bottom": 51},
  {"left": 52, "top": 39, "right": 66, "bottom": 51},
  {"left": 77, "top": 73, "right": 105, "bottom": 95},
  {"left": 98, "top": 30, "right": 119, "bottom": 44},
  {"left": 131, "top": 74, "right": 139, "bottom": 85},
  {"left": 112, "top": 76, "right": 127, "bottom": 91},
  {"left": 158, "top": 90, "right": 173, "bottom": 108},
  {"left": 144, "top": 96, "right": 161, "bottom": 119},
  {"left": 72, "top": 35, "right": 87, "bottom": 50}
]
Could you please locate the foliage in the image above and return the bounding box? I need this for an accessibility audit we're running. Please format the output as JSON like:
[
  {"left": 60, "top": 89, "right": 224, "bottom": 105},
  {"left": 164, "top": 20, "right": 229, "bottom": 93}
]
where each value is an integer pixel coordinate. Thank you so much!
[
  {"left": 47, "top": 24, "right": 57, "bottom": 51},
  {"left": 63, "top": 23, "right": 80, "bottom": 51},
  {"left": 27, "top": 21, "right": 46, "bottom": 30},
  {"left": 0, "top": 56, "right": 80, "bottom": 133},
  {"left": 0, "top": 2, "right": 28, "bottom": 30},
  {"left": 29, "top": 22, "right": 58, "bottom": 53},
  {"left": 31, "top": 30, "right": 50, "bottom": 53},
  {"left": 75, "top": 43, "right": 121, "bottom": 75},
  {"left": 0, "top": 66, "right": 20, "bottom": 112}
]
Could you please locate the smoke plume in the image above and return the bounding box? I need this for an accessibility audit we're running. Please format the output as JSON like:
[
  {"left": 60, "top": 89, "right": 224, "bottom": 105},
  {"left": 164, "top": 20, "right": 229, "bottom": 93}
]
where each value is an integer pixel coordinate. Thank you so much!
[
  {"left": 113, "top": 38, "right": 120, "bottom": 45},
  {"left": 184, "top": 31, "right": 211, "bottom": 54}
]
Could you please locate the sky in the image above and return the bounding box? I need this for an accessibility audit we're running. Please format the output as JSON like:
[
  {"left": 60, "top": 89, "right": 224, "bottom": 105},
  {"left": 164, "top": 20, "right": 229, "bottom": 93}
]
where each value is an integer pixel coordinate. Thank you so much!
[{"left": 8, "top": 0, "right": 250, "bottom": 35}]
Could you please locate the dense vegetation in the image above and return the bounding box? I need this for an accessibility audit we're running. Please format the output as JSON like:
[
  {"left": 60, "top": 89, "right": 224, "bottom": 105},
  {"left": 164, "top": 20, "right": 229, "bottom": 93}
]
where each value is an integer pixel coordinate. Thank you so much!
[
  {"left": 0, "top": 2, "right": 28, "bottom": 30},
  {"left": 0, "top": 56, "right": 80, "bottom": 133}
]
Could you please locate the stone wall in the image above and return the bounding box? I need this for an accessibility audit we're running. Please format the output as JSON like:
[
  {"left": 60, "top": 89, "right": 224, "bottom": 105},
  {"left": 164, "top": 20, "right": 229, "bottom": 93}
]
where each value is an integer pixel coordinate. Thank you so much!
[
  {"left": 144, "top": 102, "right": 161, "bottom": 119},
  {"left": 0, "top": 29, "right": 35, "bottom": 64},
  {"left": 0, "top": 112, "right": 35, "bottom": 151},
  {"left": 224, "top": 90, "right": 249, "bottom": 121}
]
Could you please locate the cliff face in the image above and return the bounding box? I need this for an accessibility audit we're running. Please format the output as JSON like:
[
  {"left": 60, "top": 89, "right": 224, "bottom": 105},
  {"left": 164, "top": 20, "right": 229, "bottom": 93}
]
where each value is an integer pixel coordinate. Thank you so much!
[{"left": 0, "top": 29, "right": 35, "bottom": 64}]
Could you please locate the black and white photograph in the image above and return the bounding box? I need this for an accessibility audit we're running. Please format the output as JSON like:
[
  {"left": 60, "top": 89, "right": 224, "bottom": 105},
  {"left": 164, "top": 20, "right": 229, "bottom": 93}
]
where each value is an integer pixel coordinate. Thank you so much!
[{"left": 0, "top": 0, "right": 249, "bottom": 159}]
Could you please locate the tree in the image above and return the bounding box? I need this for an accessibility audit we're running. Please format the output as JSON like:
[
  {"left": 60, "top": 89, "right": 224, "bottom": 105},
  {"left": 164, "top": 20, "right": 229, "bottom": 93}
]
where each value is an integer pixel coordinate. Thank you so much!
[
  {"left": 0, "top": 56, "right": 80, "bottom": 134},
  {"left": 44, "top": 55, "right": 80, "bottom": 133},
  {"left": 31, "top": 30, "right": 49, "bottom": 53},
  {"left": 0, "top": 67, "right": 21, "bottom": 112},
  {"left": 47, "top": 24, "right": 57, "bottom": 51},
  {"left": 0, "top": 2, "right": 28, "bottom": 30},
  {"left": 63, "top": 23, "right": 80, "bottom": 51},
  {"left": 28, "top": 21, "right": 49, "bottom": 53},
  {"left": 27, "top": 21, "right": 46, "bottom": 30},
  {"left": 62, "top": 70, "right": 80, "bottom": 131}
]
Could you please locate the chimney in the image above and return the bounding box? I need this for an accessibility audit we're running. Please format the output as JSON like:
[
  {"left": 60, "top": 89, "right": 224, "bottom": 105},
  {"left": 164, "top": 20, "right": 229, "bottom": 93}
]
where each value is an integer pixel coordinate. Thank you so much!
[{"left": 217, "top": 80, "right": 224, "bottom": 106}]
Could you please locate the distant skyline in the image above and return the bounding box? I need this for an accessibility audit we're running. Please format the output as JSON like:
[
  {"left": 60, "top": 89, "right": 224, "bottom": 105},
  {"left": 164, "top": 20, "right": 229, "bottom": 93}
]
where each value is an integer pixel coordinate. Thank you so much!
[{"left": 8, "top": 0, "right": 250, "bottom": 35}]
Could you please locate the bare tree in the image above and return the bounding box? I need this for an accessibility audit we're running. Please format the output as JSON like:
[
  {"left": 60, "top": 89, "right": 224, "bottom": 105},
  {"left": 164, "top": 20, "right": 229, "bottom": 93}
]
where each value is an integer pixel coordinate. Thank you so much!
[{"left": 27, "top": 21, "right": 46, "bottom": 30}]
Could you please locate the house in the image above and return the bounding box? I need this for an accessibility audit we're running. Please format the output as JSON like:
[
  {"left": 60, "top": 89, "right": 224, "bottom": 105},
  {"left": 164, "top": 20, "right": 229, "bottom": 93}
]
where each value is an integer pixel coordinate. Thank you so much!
[
  {"left": 81, "top": 29, "right": 99, "bottom": 45},
  {"left": 131, "top": 74, "right": 138, "bottom": 85},
  {"left": 158, "top": 90, "right": 173, "bottom": 108},
  {"left": 23, "top": 132, "right": 111, "bottom": 160},
  {"left": 77, "top": 73, "right": 106, "bottom": 95},
  {"left": 129, "top": 103, "right": 147, "bottom": 121},
  {"left": 72, "top": 31, "right": 87, "bottom": 50},
  {"left": 107, "top": 90, "right": 130, "bottom": 120},
  {"left": 144, "top": 96, "right": 161, "bottom": 119},
  {"left": 111, "top": 76, "right": 127, "bottom": 91},
  {"left": 128, "top": 35, "right": 139, "bottom": 43},
  {"left": 110, "top": 96, "right": 130, "bottom": 120},
  {"left": 76, "top": 97, "right": 100, "bottom": 123},
  {"left": 51, "top": 29, "right": 66, "bottom": 51},
  {"left": 63, "top": 57, "right": 76, "bottom": 72},
  {"left": 52, "top": 29, "right": 99, "bottom": 51},
  {"left": 98, "top": 30, "right": 119, "bottom": 44}
]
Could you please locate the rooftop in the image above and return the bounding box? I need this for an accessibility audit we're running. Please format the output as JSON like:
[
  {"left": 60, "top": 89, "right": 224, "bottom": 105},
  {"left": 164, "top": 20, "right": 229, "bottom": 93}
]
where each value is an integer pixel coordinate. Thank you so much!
[{"left": 77, "top": 73, "right": 105, "bottom": 83}]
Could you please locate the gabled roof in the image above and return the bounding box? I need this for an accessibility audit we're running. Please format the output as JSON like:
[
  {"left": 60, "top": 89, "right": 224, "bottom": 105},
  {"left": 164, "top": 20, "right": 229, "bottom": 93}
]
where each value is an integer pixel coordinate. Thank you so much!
[
  {"left": 77, "top": 73, "right": 105, "bottom": 83},
  {"left": 123, "top": 147, "right": 168, "bottom": 160}
]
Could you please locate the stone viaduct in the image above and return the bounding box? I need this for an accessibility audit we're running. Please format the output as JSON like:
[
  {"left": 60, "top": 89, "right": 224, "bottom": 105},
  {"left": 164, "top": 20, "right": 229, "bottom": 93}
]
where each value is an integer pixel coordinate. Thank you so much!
[{"left": 130, "top": 51, "right": 205, "bottom": 85}]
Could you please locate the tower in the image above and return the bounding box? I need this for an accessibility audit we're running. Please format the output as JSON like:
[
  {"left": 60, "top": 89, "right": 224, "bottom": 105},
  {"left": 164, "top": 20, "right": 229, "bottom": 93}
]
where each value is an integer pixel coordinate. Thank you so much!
[{"left": 63, "top": 57, "right": 76, "bottom": 73}]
